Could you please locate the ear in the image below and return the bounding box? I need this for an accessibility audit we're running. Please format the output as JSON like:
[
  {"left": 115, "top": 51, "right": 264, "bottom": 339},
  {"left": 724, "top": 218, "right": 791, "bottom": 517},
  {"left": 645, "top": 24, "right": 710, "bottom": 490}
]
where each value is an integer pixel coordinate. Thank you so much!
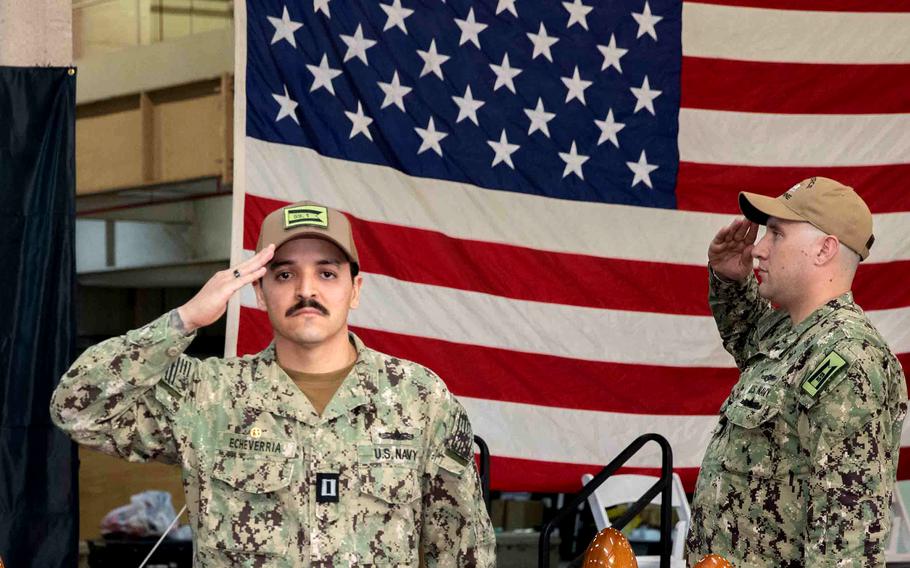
[
  {"left": 349, "top": 274, "right": 364, "bottom": 310},
  {"left": 816, "top": 235, "right": 840, "bottom": 266},
  {"left": 253, "top": 279, "right": 268, "bottom": 310}
]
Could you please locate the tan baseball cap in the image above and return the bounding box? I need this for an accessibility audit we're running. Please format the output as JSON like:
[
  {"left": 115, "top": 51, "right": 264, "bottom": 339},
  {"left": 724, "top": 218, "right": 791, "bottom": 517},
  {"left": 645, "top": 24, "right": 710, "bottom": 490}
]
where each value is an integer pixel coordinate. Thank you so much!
[
  {"left": 738, "top": 177, "right": 874, "bottom": 260},
  {"left": 256, "top": 201, "right": 359, "bottom": 270}
]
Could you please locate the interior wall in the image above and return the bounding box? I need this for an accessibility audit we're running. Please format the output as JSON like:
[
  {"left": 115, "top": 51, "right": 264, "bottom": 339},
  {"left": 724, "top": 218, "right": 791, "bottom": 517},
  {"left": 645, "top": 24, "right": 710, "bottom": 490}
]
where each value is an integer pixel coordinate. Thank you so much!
[
  {"left": 73, "top": 0, "right": 231, "bottom": 60},
  {"left": 0, "top": 0, "right": 72, "bottom": 66}
]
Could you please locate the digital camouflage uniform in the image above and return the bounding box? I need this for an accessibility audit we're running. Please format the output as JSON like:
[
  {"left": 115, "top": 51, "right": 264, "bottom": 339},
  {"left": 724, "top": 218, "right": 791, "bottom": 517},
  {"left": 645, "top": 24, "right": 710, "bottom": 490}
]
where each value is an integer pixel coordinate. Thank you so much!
[
  {"left": 686, "top": 271, "right": 907, "bottom": 567},
  {"left": 51, "top": 311, "right": 495, "bottom": 567}
]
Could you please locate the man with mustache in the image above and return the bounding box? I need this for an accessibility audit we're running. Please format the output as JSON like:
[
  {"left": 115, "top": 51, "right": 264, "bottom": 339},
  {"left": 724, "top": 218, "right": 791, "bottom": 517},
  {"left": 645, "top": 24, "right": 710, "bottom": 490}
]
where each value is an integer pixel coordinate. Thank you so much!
[
  {"left": 51, "top": 201, "right": 495, "bottom": 566},
  {"left": 685, "top": 178, "right": 907, "bottom": 566}
]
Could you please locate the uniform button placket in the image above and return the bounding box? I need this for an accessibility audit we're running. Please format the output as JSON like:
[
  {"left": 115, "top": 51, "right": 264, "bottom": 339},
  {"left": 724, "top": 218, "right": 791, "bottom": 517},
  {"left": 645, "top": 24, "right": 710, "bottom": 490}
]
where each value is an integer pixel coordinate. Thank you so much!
[{"left": 308, "top": 426, "right": 320, "bottom": 563}]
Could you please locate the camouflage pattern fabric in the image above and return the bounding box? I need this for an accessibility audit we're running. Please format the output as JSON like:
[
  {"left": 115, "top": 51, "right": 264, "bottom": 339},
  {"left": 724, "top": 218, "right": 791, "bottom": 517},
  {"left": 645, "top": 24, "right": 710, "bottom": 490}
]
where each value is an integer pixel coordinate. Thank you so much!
[
  {"left": 686, "top": 272, "right": 908, "bottom": 567},
  {"left": 51, "top": 312, "right": 495, "bottom": 567}
]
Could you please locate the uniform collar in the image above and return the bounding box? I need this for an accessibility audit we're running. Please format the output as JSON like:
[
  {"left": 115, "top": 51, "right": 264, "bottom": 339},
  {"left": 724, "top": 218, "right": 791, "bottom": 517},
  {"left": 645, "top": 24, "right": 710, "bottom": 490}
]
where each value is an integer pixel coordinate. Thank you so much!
[
  {"left": 791, "top": 291, "right": 855, "bottom": 336},
  {"left": 248, "top": 332, "right": 380, "bottom": 425},
  {"left": 321, "top": 333, "right": 381, "bottom": 422},
  {"left": 761, "top": 291, "right": 855, "bottom": 359}
]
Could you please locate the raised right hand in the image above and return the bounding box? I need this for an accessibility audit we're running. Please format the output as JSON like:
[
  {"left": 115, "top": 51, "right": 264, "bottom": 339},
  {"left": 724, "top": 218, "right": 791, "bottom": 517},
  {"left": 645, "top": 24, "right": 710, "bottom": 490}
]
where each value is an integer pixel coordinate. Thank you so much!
[
  {"left": 708, "top": 218, "right": 758, "bottom": 282},
  {"left": 176, "top": 244, "right": 275, "bottom": 333}
]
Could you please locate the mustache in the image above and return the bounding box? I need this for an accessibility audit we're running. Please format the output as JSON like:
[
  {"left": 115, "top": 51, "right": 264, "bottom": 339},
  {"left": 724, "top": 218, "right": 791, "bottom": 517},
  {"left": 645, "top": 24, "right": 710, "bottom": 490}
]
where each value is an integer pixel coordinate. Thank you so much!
[{"left": 286, "top": 297, "right": 329, "bottom": 317}]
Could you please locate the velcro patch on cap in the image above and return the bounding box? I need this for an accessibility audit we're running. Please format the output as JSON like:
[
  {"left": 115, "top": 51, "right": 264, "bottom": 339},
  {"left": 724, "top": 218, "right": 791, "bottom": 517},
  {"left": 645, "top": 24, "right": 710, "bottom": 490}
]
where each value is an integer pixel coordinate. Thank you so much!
[
  {"left": 801, "top": 350, "right": 848, "bottom": 397},
  {"left": 284, "top": 205, "right": 328, "bottom": 229}
]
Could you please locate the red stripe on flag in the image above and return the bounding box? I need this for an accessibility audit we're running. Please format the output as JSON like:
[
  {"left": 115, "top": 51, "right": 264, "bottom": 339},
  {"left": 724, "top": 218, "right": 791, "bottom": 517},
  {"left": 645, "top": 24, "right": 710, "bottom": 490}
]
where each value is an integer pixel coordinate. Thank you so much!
[
  {"left": 244, "top": 192, "right": 277, "bottom": 253},
  {"left": 355, "top": 329, "right": 909, "bottom": 413},
  {"left": 352, "top": 326, "right": 737, "bottom": 416},
  {"left": 676, "top": 162, "right": 910, "bottom": 215},
  {"left": 899, "top": 447, "right": 910, "bottom": 489},
  {"left": 238, "top": 308, "right": 910, "bottom": 488},
  {"left": 684, "top": 0, "right": 910, "bottom": 12},
  {"left": 238, "top": 306, "right": 737, "bottom": 415},
  {"left": 854, "top": 263, "right": 910, "bottom": 312},
  {"left": 238, "top": 304, "right": 274, "bottom": 355},
  {"left": 492, "top": 446, "right": 910, "bottom": 494},
  {"left": 681, "top": 58, "right": 910, "bottom": 114},
  {"left": 241, "top": 307, "right": 910, "bottom": 414},
  {"left": 245, "top": 193, "right": 910, "bottom": 312},
  {"left": 244, "top": 193, "right": 713, "bottom": 316}
]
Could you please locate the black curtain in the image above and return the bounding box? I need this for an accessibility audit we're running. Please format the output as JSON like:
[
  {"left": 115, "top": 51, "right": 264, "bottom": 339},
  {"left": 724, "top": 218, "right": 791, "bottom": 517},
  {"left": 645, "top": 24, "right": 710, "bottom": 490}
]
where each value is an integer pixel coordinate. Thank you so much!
[{"left": 0, "top": 66, "right": 78, "bottom": 567}]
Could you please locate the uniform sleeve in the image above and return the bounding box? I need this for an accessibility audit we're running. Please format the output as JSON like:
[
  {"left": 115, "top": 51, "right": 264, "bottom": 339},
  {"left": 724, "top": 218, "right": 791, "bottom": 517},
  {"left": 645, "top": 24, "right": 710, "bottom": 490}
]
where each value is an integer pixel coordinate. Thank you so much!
[
  {"left": 420, "top": 393, "right": 496, "bottom": 568},
  {"left": 801, "top": 340, "right": 908, "bottom": 567},
  {"left": 49, "top": 310, "right": 202, "bottom": 465},
  {"left": 708, "top": 269, "right": 773, "bottom": 368}
]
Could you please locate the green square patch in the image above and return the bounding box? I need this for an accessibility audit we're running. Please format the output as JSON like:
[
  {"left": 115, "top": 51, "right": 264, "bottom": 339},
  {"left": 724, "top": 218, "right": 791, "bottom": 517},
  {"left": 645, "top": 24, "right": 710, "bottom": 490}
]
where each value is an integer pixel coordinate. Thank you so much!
[
  {"left": 801, "top": 351, "right": 848, "bottom": 397},
  {"left": 284, "top": 205, "right": 328, "bottom": 229}
]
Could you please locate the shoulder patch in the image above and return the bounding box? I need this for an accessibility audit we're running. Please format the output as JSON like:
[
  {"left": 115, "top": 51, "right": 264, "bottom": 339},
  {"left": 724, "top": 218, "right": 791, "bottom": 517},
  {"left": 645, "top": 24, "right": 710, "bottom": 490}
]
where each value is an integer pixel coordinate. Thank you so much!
[
  {"left": 444, "top": 409, "right": 473, "bottom": 466},
  {"left": 801, "top": 350, "right": 848, "bottom": 397},
  {"left": 161, "top": 357, "right": 196, "bottom": 399}
]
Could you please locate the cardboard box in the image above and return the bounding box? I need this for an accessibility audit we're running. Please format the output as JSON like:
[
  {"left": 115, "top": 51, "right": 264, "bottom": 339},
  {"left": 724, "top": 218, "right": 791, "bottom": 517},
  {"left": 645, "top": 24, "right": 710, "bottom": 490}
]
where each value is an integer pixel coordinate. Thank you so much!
[
  {"left": 503, "top": 500, "right": 544, "bottom": 531},
  {"left": 495, "top": 531, "right": 559, "bottom": 568}
]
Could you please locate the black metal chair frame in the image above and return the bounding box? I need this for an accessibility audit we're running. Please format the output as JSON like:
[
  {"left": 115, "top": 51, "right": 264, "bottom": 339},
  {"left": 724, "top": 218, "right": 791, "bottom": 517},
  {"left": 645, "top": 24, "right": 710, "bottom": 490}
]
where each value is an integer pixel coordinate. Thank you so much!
[
  {"left": 538, "top": 433, "right": 674, "bottom": 568},
  {"left": 473, "top": 434, "right": 491, "bottom": 513}
]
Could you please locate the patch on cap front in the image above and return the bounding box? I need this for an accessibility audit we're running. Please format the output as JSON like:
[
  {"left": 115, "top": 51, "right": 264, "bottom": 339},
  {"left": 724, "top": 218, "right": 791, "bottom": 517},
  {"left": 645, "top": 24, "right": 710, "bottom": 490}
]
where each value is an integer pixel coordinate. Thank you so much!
[
  {"left": 783, "top": 177, "right": 817, "bottom": 201},
  {"left": 284, "top": 205, "right": 328, "bottom": 229}
]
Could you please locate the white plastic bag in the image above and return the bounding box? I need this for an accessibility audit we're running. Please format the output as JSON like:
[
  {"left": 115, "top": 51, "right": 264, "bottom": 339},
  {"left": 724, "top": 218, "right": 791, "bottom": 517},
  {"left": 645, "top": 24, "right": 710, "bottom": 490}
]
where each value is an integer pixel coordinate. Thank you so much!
[{"left": 100, "top": 490, "right": 177, "bottom": 537}]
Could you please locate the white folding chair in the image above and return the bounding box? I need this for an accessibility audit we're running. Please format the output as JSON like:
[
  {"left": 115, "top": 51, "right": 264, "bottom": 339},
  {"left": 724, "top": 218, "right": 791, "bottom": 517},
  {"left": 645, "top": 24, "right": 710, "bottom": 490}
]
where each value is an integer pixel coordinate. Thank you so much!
[
  {"left": 887, "top": 484, "right": 910, "bottom": 563},
  {"left": 581, "top": 472, "right": 690, "bottom": 568}
]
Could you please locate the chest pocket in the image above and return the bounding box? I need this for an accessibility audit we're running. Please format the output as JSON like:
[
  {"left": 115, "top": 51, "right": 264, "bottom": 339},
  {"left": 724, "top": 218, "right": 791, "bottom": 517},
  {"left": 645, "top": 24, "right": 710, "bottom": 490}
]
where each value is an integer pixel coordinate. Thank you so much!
[
  {"left": 359, "top": 463, "right": 421, "bottom": 505},
  {"left": 200, "top": 453, "right": 295, "bottom": 555},
  {"left": 720, "top": 386, "right": 788, "bottom": 479},
  {"left": 354, "top": 454, "right": 422, "bottom": 565}
]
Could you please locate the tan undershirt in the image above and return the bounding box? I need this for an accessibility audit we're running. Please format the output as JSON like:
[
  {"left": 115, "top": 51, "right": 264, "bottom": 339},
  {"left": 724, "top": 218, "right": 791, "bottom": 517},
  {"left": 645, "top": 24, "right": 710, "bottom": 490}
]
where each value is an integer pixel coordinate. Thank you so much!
[{"left": 281, "top": 362, "right": 355, "bottom": 416}]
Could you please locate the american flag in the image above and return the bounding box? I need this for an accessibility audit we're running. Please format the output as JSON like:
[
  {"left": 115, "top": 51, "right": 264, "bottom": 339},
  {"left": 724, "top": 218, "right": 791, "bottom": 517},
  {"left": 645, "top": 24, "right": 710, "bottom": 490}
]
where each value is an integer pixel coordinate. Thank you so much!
[{"left": 229, "top": 0, "right": 910, "bottom": 492}]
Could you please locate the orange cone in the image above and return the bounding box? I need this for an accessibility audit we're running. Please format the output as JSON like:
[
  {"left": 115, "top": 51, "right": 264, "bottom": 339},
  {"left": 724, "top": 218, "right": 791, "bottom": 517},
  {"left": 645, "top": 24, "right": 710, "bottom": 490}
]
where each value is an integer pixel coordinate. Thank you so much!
[
  {"left": 583, "top": 527, "right": 639, "bottom": 568},
  {"left": 694, "top": 554, "right": 733, "bottom": 567}
]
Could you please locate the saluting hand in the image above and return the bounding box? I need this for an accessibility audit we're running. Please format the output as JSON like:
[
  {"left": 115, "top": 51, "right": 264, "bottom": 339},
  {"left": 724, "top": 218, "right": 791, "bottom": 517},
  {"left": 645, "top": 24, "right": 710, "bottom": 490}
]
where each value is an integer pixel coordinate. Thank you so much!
[
  {"left": 708, "top": 218, "right": 758, "bottom": 282},
  {"left": 176, "top": 244, "right": 275, "bottom": 333}
]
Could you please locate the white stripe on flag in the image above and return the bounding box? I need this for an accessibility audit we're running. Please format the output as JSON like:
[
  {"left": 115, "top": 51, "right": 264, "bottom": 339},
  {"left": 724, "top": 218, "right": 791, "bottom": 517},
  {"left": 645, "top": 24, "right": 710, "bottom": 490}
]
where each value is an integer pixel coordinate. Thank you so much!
[
  {"left": 246, "top": 139, "right": 910, "bottom": 264},
  {"left": 462, "top": 396, "right": 718, "bottom": 468},
  {"left": 238, "top": 262, "right": 910, "bottom": 364},
  {"left": 461, "top": 396, "right": 910, "bottom": 468},
  {"left": 239, "top": 269, "right": 734, "bottom": 367},
  {"left": 682, "top": 3, "right": 910, "bottom": 64},
  {"left": 679, "top": 110, "right": 910, "bottom": 167}
]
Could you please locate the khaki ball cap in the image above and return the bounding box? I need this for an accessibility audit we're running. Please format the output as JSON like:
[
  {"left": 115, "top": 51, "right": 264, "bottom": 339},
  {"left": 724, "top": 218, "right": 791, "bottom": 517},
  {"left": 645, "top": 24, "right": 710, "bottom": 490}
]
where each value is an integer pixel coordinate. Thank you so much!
[
  {"left": 738, "top": 176, "right": 874, "bottom": 260},
  {"left": 255, "top": 201, "right": 359, "bottom": 269}
]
